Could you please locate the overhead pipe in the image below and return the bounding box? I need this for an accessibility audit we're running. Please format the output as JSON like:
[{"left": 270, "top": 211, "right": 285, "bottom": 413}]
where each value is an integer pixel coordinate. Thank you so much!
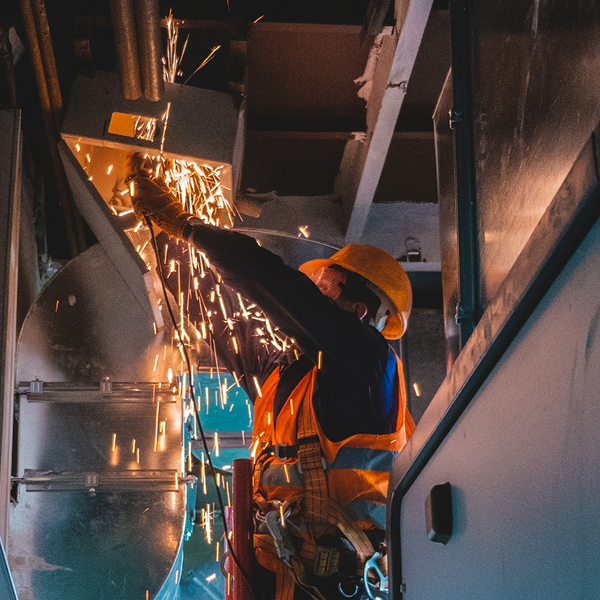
[
  {"left": 109, "top": 0, "right": 142, "bottom": 100},
  {"left": 0, "top": 11, "right": 17, "bottom": 108},
  {"left": 27, "top": 0, "right": 86, "bottom": 253},
  {"left": 18, "top": 0, "right": 83, "bottom": 257},
  {"left": 30, "top": 0, "right": 63, "bottom": 129},
  {"left": 134, "top": 0, "right": 164, "bottom": 101}
]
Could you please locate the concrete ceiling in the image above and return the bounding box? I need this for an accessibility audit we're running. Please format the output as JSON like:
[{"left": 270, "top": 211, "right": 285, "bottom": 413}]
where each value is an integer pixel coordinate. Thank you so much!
[
  {"left": 239, "top": 3, "right": 450, "bottom": 266},
  {"left": 12, "top": 0, "right": 451, "bottom": 275}
]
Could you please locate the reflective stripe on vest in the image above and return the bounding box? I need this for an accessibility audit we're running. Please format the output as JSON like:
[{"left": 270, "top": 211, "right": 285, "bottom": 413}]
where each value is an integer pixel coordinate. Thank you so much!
[
  {"left": 328, "top": 447, "right": 399, "bottom": 473},
  {"left": 347, "top": 499, "right": 387, "bottom": 530},
  {"left": 254, "top": 357, "right": 413, "bottom": 529}
]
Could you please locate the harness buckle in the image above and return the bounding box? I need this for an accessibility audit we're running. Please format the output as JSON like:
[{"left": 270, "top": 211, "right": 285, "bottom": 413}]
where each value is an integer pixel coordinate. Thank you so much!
[
  {"left": 313, "top": 545, "right": 340, "bottom": 578},
  {"left": 274, "top": 444, "right": 298, "bottom": 461},
  {"left": 266, "top": 510, "right": 296, "bottom": 562}
]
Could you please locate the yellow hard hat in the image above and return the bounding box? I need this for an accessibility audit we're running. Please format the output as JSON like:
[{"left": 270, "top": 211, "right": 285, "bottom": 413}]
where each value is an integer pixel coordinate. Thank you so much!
[{"left": 300, "top": 244, "right": 412, "bottom": 340}]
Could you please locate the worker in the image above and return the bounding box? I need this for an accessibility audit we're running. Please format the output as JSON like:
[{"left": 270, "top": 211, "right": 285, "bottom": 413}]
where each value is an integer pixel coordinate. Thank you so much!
[{"left": 127, "top": 159, "right": 414, "bottom": 600}]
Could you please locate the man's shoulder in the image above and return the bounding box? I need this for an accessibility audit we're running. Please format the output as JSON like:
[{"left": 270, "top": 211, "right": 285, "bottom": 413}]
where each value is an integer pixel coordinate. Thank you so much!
[{"left": 361, "top": 320, "right": 393, "bottom": 353}]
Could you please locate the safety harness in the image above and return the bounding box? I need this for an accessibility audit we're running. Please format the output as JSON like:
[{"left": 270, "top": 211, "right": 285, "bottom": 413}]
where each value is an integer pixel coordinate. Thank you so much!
[{"left": 252, "top": 372, "right": 393, "bottom": 600}]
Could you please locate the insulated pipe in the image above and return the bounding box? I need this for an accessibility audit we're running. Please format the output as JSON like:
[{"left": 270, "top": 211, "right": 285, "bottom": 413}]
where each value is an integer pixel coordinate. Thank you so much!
[
  {"left": 18, "top": 0, "right": 80, "bottom": 257},
  {"left": 110, "top": 0, "right": 142, "bottom": 100},
  {"left": 232, "top": 459, "right": 253, "bottom": 600},
  {"left": 30, "top": 0, "right": 62, "bottom": 129},
  {"left": 31, "top": 0, "right": 86, "bottom": 252},
  {"left": 134, "top": 0, "right": 164, "bottom": 102},
  {"left": 28, "top": 0, "right": 86, "bottom": 254},
  {"left": 0, "top": 12, "right": 17, "bottom": 108}
]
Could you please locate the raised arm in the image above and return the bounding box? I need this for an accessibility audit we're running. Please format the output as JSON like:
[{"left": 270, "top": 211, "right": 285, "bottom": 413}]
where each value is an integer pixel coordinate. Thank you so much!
[{"left": 130, "top": 166, "right": 394, "bottom": 408}]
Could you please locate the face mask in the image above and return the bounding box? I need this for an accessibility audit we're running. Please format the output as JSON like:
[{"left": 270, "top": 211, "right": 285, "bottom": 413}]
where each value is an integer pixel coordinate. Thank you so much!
[
  {"left": 311, "top": 267, "right": 346, "bottom": 301},
  {"left": 375, "top": 313, "right": 388, "bottom": 332}
]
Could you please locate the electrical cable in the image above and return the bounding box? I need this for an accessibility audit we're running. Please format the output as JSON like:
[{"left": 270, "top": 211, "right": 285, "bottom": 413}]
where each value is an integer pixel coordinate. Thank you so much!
[{"left": 146, "top": 217, "right": 256, "bottom": 600}]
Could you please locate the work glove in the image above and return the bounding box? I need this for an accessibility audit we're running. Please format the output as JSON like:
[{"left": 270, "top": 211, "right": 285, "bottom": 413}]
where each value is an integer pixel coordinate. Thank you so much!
[{"left": 126, "top": 153, "right": 193, "bottom": 239}]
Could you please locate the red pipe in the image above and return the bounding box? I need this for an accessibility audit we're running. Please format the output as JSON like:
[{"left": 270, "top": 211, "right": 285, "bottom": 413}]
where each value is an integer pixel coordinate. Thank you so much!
[
  {"left": 224, "top": 506, "right": 233, "bottom": 600},
  {"left": 232, "top": 458, "right": 253, "bottom": 600}
]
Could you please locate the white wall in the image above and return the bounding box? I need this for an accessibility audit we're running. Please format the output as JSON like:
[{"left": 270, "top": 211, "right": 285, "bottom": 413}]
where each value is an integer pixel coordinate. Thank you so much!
[{"left": 399, "top": 216, "right": 600, "bottom": 599}]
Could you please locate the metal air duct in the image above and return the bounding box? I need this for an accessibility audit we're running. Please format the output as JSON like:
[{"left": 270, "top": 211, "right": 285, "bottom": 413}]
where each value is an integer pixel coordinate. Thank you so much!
[
  {"left": 134, "top": 0, "right": 164, "bottom": 101},
  {"left": 110, "top": 0, "right": 163, "bottom": 101},
  {"left": 109, "top": 0, "right": 142, "bottom": 100}
]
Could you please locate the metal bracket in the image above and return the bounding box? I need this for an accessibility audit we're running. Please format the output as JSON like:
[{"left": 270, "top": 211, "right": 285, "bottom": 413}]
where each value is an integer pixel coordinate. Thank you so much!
[
  {"left": 455, "top": 302, "right": 472, "bottom": 324},
  {"left": 99, "top": 377, "right": 112, "bottom": 392},
  {"left": 274, "top": 443, "right": 298, "bottom": 460},
  {"left": 19, "top": 381, "right": 176, "bottom": 403},
  {"left": 387, "top": 81, "right": 408, "bottom": 93},
  {"left": 30, "top": 378, "right": 43, "bottom": 393},
  {"left": 449, "top": 107, "right": 463, "bottom": 129},
  {"left": 12, "top": 469, "right": 180, "bottom": 492},
  {"left": 265, "top": 510, "right": 295, "bottom": 561}
]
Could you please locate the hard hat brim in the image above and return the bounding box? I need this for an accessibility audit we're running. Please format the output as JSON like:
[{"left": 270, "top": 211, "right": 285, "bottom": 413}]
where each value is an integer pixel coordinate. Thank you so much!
[{"left": 300, "top": 249, "right": 411, "bottom": 340}]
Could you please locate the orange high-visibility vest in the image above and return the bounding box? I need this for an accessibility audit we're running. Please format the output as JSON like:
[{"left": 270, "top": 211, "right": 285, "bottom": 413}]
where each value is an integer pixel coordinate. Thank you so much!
[{"left": 252, "top": 357, "right": 414, "bottom": 531}]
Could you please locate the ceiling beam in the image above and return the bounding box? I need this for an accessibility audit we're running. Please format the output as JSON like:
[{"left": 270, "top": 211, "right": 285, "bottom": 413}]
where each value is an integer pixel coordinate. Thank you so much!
[{"left": 344, "top": 0, "right": 435, "bottom": 244}]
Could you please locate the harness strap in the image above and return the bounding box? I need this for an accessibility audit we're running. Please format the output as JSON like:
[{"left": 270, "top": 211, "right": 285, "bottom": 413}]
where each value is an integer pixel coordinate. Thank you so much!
[
  {"left": 254, "top": 368, "right": 390, "bottom": 597},
  {"left": 287, "top": 556, "right": 328, "bottom": 600},
  {"left": 298, "top": 537, "right": 316, "bottom": 569},
  {"left": 328, "top": 499, "right": 376, "bottom": 575},
  {"left": 296, "top": 502, "right": 387, "bottom": 579},
  {"left": 254, "top": 493, "right": 271, "bottom": 514},
  {"left": 255, "top": 533, "right": 330, "bottom": 600},
  {"left": 297, "top": 394, "right": 328, "bottom": 526},
  {"left": 275, "top": 563, "right": 296, "bottom": 600},
  {"left": 254, "top": 532, "right": 278, "bottom": 568}
]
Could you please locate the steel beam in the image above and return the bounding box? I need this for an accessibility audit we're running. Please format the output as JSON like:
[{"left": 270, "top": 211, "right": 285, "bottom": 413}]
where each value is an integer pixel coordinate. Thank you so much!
[
  {"left": 344, "top": 0, "right": 434, "bottom": 243},
  {"left": 449, "top": 0, "right": 479, "bottom": 343}
]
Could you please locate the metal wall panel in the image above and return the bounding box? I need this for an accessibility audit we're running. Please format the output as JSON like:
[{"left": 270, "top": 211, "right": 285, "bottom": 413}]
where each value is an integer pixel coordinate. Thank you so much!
[
  {"left": 397, "top": 211, "right": 600, "bottom": 599},
  {"left": 58, "top": 140, "right": 155, "bottom": 323},
  {"left": 16, "top": 244, "right": 170, "bottom": 384},
  {"left": 403, "top": 309, "right": 446, "bottom": 425},
  {"left": 471, "top": 0, "right": 600, "bottom": 309},
  {"left": 0, "top": 537, "right": 17, "bottom": 600},
  {"left": 388, "top": 122, "right": 600, "bottom": 599},
  {"left": 0, "top": 109, "right": 21, "bottom": 545},
  {"left": 10, "top": 394, "right": 185, "bottom": 600}
]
